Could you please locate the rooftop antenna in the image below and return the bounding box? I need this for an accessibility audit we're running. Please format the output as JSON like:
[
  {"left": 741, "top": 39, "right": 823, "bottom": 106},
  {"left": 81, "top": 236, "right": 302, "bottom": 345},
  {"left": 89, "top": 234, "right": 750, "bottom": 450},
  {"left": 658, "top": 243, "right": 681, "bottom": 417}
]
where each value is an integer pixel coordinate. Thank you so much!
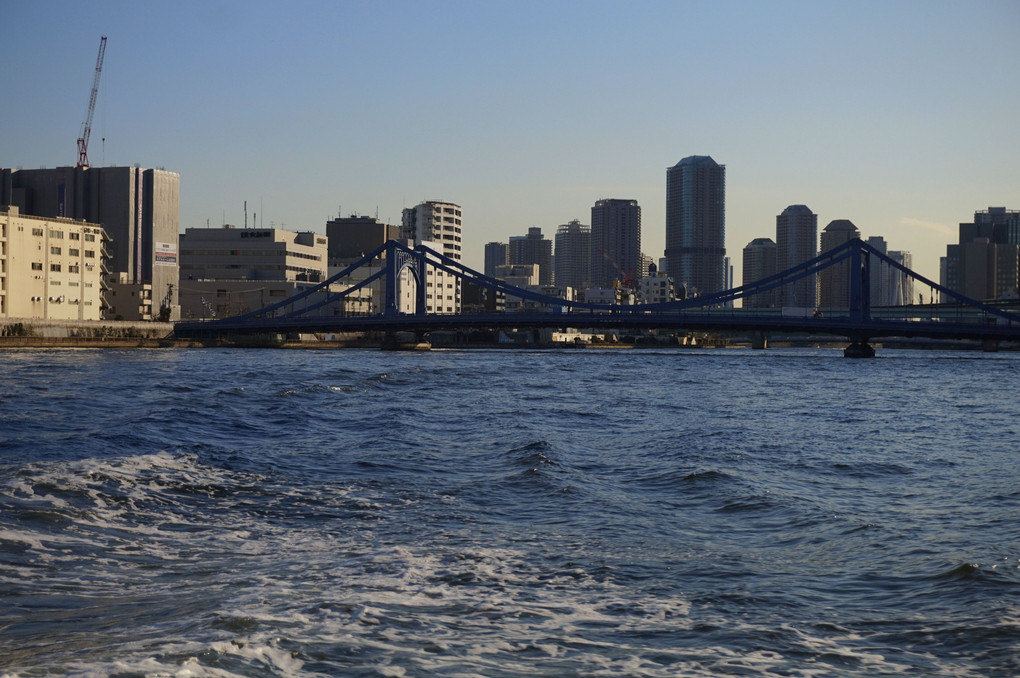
[{"left": 244, "top": 200, "right": 248, "bottom": 229}]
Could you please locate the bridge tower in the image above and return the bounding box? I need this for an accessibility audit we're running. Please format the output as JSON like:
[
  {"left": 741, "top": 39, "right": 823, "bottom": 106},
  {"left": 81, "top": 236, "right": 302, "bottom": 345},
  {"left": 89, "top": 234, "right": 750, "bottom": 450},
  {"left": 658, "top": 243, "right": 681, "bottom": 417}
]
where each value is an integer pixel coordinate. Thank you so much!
[
  {"left": 845, "top": 244, "right": 875, "bottom": 357},
  {"left": 383, "top": 242, "right": 427, "bottom": 316}
]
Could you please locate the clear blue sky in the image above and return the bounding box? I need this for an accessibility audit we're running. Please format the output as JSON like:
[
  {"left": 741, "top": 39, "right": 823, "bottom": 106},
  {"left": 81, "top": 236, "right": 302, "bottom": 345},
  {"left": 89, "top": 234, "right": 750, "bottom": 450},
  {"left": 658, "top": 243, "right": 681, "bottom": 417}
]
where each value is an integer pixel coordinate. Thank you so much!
[{"left": 4, "top": 0, "right": 1018, "bottom": 283}]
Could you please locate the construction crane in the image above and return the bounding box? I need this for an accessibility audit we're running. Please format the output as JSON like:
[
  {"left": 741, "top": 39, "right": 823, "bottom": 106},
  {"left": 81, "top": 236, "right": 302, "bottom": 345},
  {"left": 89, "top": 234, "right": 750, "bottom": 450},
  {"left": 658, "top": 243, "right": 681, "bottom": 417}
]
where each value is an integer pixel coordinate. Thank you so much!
[
  {"left": 597, "top": 247, "right": 636, "bottom": 289},
  {"left": 76, "top": 36, "right": 107, "bottom": 169}
]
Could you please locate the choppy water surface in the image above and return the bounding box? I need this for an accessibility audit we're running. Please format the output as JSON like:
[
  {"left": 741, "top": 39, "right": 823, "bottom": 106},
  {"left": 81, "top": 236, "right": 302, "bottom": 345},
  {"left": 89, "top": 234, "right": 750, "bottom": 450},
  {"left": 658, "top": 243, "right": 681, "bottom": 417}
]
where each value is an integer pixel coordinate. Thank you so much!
[{"left": 1, "top": 347, "right": 1019, "bottom": 677}]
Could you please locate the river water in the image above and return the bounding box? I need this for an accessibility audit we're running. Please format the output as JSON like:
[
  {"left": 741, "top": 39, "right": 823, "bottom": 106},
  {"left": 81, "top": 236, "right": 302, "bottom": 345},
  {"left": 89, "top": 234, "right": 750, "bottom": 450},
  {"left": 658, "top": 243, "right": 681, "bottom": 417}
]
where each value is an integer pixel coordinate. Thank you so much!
[{"left": 1, "top": 347, "right": 1018, "bottom": 677}]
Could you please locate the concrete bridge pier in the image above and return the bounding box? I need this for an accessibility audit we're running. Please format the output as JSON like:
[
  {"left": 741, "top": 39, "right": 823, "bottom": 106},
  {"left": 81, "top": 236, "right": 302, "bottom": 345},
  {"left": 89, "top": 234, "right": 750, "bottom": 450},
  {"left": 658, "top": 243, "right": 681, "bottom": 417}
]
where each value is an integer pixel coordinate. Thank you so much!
[
  {"left": 982, "top": 339, "right": 1000, "bottom": 353},
  {"left": 844, "top": 339, "right": 876, "bottom": 358},
  {"left": 381, "top": 330, "right": 431, "bottom": 351},
  {"left": 751, "top": 332, "right": 768, "bottom": 350}
]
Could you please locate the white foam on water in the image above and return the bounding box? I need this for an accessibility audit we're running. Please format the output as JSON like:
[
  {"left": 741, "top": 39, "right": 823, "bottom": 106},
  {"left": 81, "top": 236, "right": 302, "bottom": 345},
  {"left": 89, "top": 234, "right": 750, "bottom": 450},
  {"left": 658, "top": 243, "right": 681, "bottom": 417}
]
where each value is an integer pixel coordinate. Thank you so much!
[{"left": 2, "top": 449, "right": 1008, "bottom": 677}]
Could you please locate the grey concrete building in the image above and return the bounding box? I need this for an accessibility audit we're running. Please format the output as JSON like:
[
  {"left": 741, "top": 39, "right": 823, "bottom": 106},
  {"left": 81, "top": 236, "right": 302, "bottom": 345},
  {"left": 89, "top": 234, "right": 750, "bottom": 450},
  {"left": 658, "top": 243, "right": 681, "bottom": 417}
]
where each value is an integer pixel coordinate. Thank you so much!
[
  {"left": 775, "top": 204, "right": 817, "bottom": 308},
  {"left": 1, "top": 165, "right": 180, "bottom": 320},
  {"left": 509, "top": 227, "right": 553, "bottom": 286},
  {"left": 941, "top": 207, "right": 1020, "bottom": 302},
  {"left": 665, "top": 155, "right": 726, "bottom": 296},
  {"left": 326, "top": 214, "right": 398, "bottom": 265},
  {"left": 591, "top": 199, "right": 641, "bottom": 290},
  {"left": 484, "top": 241, "right": 508, "bottom": 279}
]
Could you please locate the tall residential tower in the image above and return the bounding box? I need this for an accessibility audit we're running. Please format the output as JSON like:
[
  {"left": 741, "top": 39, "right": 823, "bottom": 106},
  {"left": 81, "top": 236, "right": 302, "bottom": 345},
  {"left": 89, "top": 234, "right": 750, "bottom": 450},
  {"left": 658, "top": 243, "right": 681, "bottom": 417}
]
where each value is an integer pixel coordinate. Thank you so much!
[
  {"left": 400, "top": 200, "right": 462, "bottom": 313},
  {"left": 775, "top": 204, "right": 818, "bottom": 308},
  {"left": 665, "top": 156, "right": 725, "bottom": 296},
  {"left": 818, "top": 219, "right": 860, "bottom": 309},
  {"left": 590, "top": 199, "right": 641, "bottom": 289}
]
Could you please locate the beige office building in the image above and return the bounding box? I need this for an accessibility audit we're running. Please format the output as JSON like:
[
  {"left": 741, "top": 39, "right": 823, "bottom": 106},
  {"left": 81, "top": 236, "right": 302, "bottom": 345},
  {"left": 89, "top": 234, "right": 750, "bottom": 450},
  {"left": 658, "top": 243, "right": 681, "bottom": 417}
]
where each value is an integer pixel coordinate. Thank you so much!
[
  {"left": 0, "top": 205, "right": 106, "bottom": 320},
  {"left": 1, "top": 166, "right": 181, "bottom": 320},
  {"left": 176, "top": 225, "right": 361, "bottom": 320}
]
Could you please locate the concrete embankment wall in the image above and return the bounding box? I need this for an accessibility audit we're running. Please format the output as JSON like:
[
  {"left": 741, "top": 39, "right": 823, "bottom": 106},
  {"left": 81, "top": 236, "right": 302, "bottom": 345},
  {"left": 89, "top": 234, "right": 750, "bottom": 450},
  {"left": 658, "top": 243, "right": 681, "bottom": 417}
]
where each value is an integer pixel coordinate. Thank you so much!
[{"left": 0, "top": 318, "right": 178, "bottom": 347}]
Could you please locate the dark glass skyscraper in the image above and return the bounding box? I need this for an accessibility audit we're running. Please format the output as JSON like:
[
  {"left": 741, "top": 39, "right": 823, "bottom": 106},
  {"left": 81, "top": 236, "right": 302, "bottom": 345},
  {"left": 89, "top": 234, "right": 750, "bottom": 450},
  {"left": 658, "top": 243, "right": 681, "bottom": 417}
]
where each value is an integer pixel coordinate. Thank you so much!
[
  {"left": 665, "top": 156, "right": 725, "bottom": 296},
  {"left": 590, "top": 199, "right": 641, "bottom": 289}
]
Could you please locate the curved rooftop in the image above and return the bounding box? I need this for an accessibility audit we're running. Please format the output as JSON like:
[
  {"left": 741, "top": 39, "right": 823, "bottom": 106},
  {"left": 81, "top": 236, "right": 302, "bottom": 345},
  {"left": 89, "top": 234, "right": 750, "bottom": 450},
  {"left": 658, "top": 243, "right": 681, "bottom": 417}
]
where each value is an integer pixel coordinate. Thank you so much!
[
  {"left": 670, "top": 155, "right": 721, "bottom": 169},
  {"left": 823, "top": 219, "right": 859, "bottom": 232},
  {"left": 781, "top": 204, "right": 815, "bottom": 215}
]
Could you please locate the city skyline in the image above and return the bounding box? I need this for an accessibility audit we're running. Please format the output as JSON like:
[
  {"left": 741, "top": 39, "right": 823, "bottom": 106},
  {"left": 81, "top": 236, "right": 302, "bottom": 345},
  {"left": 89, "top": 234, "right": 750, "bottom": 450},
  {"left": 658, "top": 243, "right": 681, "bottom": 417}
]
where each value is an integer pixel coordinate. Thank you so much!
[{"left": 3, "top": 1, "right": 1019, "bottom": 286}]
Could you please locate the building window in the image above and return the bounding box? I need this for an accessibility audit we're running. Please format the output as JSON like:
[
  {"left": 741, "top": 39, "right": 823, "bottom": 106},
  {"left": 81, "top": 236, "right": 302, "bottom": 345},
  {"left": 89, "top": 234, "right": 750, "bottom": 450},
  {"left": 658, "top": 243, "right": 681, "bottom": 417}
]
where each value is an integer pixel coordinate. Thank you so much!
[
  {"left": 85, "top": 250, "right": 95, "bottom": 258},
  {"left": 50, "top": 264, "right": 61, "bottom": 272},
  {"left": 69, "top": 232, "right": 80, "bottom": 240},
  {"left": 48, "top": 230, "right": 63, "bottom": 239},
  {"left": 68, "top": 265, "right": 80, "bottom": 273},
  {"left": 51, "top": 247, "right": 61, "bottom": 255},
  {"left": 84, "top": 234, "right": 96, "bottom": 242},
  {"left": 69, "top": 248, "right": 79, "bottom": 257},
  {"left": 32, "top": 228, "right": 44, "bottom": 236},
  {"left": 31, "top": 262, "right": 42, "bottom": 271}
]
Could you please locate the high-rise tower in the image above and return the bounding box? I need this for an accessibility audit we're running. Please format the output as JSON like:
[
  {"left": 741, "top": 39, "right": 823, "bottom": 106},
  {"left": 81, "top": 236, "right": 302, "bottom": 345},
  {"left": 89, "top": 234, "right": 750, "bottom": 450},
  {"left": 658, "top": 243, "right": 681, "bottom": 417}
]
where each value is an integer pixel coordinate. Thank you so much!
[
  {"left": 554, "top": 220, "right": 591, "bottom": 292},
  {"left": 742, "top": 237, "right": 777, "bottom": 309},
  {"left": 776, "top": 204, "right": 818, "bottom": 308},
  {"left": 818, "top": 219, "right": 860, "bottom": 309},
  {"left": 509, "top": 227, "right": 553, "bottom": 286},
  {"left": 590, "top": 199, "right": 641, "bottom": 289},
  {"left": 665, "top": 156, "right": 725, "bottom": 296}
]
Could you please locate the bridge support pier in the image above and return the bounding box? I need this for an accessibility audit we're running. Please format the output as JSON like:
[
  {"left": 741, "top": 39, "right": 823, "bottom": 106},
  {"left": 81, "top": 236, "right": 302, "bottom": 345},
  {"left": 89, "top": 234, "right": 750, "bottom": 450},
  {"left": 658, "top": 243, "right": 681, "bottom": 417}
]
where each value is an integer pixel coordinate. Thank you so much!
[
  {"left": 751, "top": 332, "right": 768, "bottom": 350},
  {"left": 381, "top": 330, "right": 431, "bottom": 351},
  {"left": 982, "top": 339, "right": 1000, "bottom": 353},
  {"left": 843, "top": 340, "right": 875, "bottom": 358}
]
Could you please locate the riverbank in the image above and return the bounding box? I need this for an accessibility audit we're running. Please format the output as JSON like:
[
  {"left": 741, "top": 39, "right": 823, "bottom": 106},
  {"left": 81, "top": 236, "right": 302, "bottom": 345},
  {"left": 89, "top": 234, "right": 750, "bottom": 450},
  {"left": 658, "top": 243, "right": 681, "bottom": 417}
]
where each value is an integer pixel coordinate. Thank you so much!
[{"left": 1, "top": 318, "right": 1014, "bottom": 351}]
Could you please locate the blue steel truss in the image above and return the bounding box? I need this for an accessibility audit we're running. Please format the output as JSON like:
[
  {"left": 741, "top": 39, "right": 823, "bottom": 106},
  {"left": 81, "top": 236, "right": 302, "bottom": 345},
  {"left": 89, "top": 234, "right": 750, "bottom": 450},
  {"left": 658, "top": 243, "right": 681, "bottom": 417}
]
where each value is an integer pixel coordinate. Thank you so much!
[{"left": 175, "top": 238, "right": 1020, "bottom": 344}]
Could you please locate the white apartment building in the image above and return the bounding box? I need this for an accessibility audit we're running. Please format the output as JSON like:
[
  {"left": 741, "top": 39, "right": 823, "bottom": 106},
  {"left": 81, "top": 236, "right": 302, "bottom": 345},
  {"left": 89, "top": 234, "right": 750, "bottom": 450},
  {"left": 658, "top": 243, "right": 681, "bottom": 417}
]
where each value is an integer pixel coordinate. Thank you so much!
[
  {"left": 0, "top": 205, "right": 106, "bottom": 320},
  {"left": 401, "top": 201, "right": 462, "bottom": 314},
  {"left": 637, "top": 272, "right": 676, "bottom": 304}
]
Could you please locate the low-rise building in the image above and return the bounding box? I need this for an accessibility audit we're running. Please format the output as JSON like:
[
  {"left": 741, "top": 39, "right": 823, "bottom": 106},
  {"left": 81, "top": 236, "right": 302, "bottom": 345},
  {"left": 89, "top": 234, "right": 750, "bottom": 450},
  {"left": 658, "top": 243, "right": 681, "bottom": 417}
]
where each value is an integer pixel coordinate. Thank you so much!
[
  {"left": 0, "top": 205, "right": 107, "bottom": 320},
  {"left": 178, "top": 225, "right": 340, "bottom": 320},
  {"left": 637, "top": 272, "right": 675, "bottom": 305}
]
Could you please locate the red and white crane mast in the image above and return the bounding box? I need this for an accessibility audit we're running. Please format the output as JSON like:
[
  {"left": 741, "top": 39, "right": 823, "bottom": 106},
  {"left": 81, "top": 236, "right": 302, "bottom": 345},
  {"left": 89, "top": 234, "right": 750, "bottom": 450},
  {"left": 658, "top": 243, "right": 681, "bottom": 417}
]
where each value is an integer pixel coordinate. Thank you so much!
[{"left": 76, "top": 36, "right": 107, "bottom": 169}]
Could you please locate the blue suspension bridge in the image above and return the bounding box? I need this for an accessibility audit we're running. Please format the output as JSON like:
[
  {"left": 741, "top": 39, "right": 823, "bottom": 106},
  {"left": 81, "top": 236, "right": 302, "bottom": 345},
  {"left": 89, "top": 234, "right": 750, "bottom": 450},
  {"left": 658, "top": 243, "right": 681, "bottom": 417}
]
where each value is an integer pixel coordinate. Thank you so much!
[{"left": 174, "top": 238, "right": 1020, "bottom": 357}]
